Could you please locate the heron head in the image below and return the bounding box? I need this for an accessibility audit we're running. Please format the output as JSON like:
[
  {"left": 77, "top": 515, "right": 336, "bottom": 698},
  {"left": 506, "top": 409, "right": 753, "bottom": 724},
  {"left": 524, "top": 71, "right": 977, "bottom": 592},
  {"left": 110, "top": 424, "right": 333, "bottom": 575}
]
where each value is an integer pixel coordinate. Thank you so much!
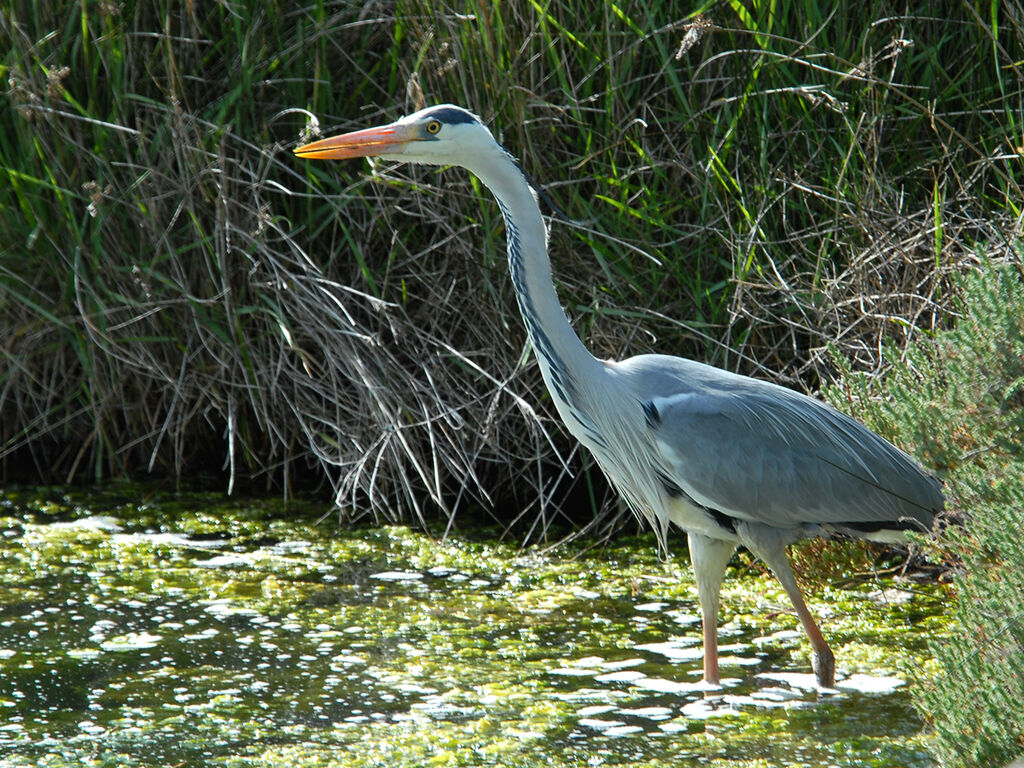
[{"left": 293, "top": 104, "right": 497, "bottom": 167}]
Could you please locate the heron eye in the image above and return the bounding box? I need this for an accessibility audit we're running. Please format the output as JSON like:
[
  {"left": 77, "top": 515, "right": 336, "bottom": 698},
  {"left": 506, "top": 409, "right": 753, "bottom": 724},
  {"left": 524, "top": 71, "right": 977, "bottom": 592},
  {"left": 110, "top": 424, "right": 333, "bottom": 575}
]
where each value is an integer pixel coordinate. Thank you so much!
[{"left": 426, "top": 120, "right": 441, "bottom": 135}]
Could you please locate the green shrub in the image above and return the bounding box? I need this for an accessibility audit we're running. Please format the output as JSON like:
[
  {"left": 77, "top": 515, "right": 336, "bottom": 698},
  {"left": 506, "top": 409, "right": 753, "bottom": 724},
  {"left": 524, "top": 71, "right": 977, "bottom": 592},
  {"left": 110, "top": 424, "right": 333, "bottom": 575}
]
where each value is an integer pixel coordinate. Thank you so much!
[{"left": 825, "top": 256, "right": 1024, "bottom": 767}]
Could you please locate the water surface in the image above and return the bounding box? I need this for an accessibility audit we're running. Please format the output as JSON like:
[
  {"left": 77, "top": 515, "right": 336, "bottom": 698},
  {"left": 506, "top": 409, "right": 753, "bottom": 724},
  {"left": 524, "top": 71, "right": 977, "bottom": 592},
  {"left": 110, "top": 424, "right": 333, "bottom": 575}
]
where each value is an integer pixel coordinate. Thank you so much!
[{"left": 0, "top": 487, "right": 944, "bottom": 767}]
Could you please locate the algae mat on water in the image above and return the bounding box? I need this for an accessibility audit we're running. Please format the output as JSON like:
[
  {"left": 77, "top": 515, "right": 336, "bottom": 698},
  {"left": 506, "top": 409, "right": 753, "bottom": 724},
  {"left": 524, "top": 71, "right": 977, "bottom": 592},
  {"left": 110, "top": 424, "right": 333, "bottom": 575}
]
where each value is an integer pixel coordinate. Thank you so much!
[{"left": 0, "top": 487, "right": 944, "bottom": 767}]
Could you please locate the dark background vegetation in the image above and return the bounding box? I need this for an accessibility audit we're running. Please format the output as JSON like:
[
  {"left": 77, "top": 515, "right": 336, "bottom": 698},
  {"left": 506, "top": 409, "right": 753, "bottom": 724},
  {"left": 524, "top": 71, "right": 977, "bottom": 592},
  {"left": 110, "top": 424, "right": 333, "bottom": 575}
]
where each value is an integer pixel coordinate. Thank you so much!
[
  {"left": 2, "top": 0, "right": 1015, "bottom": 525},
  {"left": 2, "top": 2, "right": 1023, "bottom": 764}
]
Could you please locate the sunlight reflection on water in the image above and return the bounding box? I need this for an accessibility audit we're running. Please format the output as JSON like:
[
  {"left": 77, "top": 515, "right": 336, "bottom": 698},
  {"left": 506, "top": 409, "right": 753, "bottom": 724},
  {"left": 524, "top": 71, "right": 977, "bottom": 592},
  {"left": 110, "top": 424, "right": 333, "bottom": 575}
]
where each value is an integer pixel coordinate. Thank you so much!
[{"left": 0, "top": 495, "right": 939, "bottom": 767}]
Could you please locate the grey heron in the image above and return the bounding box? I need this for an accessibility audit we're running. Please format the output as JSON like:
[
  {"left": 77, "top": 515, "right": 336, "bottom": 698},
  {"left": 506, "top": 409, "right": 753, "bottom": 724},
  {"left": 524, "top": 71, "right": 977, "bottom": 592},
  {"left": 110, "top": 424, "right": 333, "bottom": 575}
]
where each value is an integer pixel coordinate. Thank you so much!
[{"left": 295, "top": 104, "right": 943, "bottom": 688}]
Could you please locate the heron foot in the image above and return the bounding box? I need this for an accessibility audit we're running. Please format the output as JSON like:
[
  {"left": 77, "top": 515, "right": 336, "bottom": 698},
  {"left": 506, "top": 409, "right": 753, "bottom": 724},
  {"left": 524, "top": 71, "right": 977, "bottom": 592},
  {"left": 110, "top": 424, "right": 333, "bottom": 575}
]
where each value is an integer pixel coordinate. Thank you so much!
[{"left": 812, "top": 647, "right": 836, "bottom": 688}]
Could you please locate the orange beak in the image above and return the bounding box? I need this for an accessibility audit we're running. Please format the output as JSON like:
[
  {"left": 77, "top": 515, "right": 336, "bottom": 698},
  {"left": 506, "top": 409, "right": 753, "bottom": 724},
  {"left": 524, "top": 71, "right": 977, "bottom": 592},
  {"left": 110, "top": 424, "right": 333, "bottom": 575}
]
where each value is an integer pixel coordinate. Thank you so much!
[{"left": 293, "top": 122, "right": 417, "bottom": 160}]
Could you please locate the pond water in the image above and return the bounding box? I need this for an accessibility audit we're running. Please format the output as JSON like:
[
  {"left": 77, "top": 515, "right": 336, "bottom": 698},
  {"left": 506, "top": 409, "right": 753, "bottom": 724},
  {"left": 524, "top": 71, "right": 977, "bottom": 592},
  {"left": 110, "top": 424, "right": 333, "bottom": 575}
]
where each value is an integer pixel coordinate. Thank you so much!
[{"left": 0, "top": 487, "right": 945, "bottom": 767}]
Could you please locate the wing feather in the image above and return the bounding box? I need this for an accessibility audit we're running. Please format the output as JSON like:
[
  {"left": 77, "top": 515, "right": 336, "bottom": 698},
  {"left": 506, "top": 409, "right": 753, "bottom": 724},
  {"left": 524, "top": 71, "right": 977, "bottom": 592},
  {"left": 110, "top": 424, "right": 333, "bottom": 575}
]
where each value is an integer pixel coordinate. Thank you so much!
[{"left": 615, "top": 356, "right": 941, "bottom": 530}]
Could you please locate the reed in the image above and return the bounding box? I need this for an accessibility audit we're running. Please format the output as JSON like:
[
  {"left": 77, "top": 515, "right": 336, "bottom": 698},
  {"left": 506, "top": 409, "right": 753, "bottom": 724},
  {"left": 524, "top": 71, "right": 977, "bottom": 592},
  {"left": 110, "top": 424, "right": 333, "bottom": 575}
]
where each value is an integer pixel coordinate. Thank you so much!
[{"left": 1, "top": 1, "right": 1021, "bottom": 539}]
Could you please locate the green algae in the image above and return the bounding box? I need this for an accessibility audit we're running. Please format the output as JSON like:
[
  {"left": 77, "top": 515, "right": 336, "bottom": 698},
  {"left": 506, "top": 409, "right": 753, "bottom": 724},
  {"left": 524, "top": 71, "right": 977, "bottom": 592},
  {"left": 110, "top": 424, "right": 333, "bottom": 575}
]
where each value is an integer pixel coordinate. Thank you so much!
[{"left": 0, "top": 486, "right": 945, "bottom": 767}]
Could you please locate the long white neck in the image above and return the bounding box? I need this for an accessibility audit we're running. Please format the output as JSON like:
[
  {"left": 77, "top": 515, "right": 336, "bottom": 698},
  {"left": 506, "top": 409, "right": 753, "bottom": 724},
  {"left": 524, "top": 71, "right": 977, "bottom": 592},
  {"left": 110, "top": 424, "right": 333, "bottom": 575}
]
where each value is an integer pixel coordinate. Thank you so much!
[{"left": 466, "top": 149, "right": 603, "bottom": 409}]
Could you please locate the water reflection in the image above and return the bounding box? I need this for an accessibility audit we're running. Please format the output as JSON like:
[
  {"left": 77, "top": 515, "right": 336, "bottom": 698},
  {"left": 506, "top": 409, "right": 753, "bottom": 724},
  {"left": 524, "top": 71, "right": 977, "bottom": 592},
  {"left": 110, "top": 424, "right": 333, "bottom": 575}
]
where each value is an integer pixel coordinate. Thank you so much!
[{"left": 0, "top": 490, "right": 938, "bottom": 767}]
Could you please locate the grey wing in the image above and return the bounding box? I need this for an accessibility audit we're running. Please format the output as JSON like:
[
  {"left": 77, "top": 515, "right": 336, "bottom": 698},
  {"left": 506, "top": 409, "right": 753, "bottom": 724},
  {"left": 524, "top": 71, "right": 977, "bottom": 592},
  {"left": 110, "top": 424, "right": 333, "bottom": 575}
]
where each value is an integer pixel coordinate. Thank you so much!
[{"left": 645, "top": 384, "right": 942, "bottom": 530}]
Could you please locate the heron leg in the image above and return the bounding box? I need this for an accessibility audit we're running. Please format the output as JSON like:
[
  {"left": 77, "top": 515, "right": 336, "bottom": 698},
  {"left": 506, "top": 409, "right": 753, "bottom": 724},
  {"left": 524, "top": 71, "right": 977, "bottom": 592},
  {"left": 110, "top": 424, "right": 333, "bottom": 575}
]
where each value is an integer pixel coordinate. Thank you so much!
[
  {"left": 738, "top": 523, "right": 836, "bottom": 688},
  {"left": 687, "top": 532, "right": 737, "bottom": 685}
]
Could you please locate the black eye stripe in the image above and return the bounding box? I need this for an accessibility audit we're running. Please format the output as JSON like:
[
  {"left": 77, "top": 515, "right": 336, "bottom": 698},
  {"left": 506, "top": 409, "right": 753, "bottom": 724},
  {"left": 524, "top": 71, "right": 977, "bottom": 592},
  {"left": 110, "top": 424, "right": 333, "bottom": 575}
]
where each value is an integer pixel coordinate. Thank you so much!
[{"left": 424, "top": 107, "right": 479, "bottom": 125}]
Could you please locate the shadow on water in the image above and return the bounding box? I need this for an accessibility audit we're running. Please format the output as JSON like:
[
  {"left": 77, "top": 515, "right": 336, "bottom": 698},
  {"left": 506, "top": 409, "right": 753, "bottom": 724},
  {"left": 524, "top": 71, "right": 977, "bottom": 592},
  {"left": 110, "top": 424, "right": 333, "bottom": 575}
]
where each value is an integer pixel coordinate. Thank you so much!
[{"left": 0, "top": 487, "right": 943, "bottom": 767}]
